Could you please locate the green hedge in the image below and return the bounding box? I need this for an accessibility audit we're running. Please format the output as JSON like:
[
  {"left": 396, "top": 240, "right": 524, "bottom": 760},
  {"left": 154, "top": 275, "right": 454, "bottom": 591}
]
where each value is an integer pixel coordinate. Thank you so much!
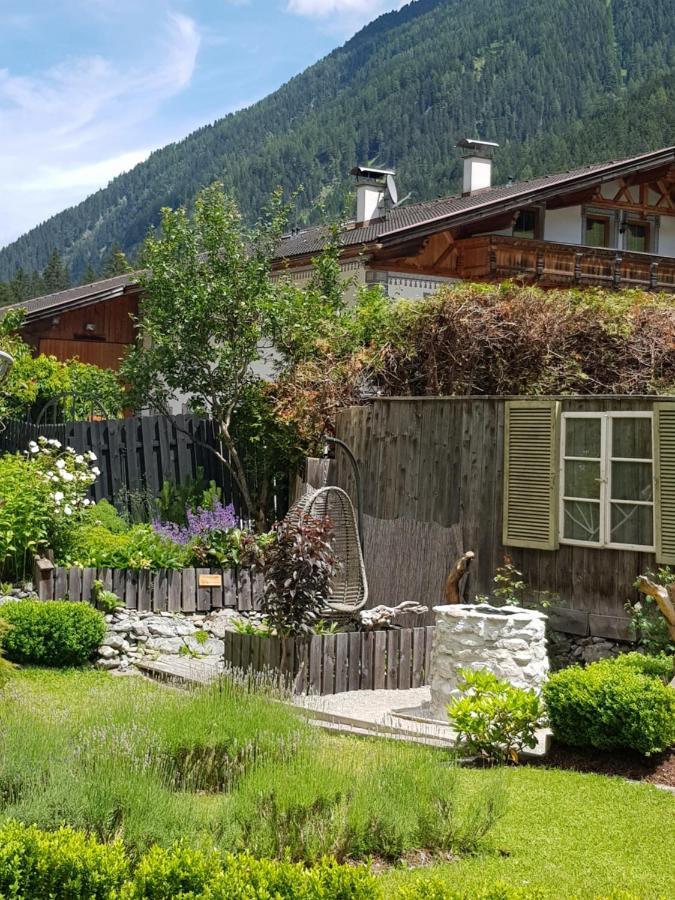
[
  {"left": 0, "top": 600, "right": 105, "bottom": 666},
  {"left": 543, "top": 657, "right": 675, "bottom": 756},
  {"left": 0, "top": 821, "right": 129, "bottom": 899},
  {"left": 611, "top": 651, "right": 674, "bottom": 682},
  {"left": 0, "top": 822, "right": 378, "bottom": 899}
]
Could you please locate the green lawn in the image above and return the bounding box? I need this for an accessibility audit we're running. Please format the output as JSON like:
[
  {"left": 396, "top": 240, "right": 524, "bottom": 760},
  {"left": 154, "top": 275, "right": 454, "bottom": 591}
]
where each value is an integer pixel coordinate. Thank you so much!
[{"left": 1, "top": 668, "right": 673, "bottom": 899}]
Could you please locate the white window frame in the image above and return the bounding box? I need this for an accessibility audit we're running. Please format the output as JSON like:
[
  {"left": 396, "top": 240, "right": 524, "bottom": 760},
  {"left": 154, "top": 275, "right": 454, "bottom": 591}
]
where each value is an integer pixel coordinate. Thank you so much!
[{"left": 559, "top": 411, "right": 654, "bottom": 552}]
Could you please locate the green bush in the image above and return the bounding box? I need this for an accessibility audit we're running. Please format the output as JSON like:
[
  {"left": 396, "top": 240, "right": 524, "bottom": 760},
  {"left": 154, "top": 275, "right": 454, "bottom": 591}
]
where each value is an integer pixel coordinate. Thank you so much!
[
  {"left": 0, "top": 823, "right": 377, "bottom": 900},
  {"left": 612, "top": 651, "right": 674, "bottom": 683},
  {"left": 0, "top": 453, "right": 53, "bottom": 580},
  {"left": 0, "top": 820, "right": 129, "bottom": 899},
  {"left": 83, "top": 499, "right": 130, "bottom": 534},
  {"left": 543, "top": 657, "right": 675, "bottom": 756},
  {"left": 64, "top": 522, "right": 189, "bottom": 571},
  {"left": 125, "top": 846, "right": 379, "bottom": 899},
  {"left": 0, "top": 600, "right": 106, "bottom": 666},
  {"left": 448, "top": 669, "right": 546, "bottom": 764}
]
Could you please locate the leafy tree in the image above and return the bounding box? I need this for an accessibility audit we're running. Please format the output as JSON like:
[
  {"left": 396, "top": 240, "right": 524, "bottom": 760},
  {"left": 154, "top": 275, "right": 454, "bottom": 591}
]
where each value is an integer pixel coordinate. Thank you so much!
[{"left": 122, "top": 182, "right": 290, "bottom": 529}]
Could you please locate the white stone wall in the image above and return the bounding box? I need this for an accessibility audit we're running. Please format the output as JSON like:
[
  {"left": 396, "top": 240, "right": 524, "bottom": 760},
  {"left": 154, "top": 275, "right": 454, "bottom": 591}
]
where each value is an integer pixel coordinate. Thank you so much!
[{"left": 429, "top": 604, "right": 549, "bottom": 718}]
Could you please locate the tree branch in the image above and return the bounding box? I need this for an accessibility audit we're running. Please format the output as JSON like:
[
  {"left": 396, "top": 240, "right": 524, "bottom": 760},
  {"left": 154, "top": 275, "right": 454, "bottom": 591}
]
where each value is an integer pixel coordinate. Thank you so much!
[
  {"left": 444, "top": 550, "right": 475, "bottom": 604},
  {"left": 635, "top": 575, "right": 675, "bottom": 641}
]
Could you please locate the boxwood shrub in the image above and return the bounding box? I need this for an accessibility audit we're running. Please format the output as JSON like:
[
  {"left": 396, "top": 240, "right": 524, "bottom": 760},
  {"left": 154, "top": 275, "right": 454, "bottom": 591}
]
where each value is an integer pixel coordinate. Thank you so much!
[
  {"left": 0, "top": 600, "right": 106, "bottom": 666},
  {"left": 543, "top": 657, "right": 675, "bottom": 756},
  {"left": 0, "top": 822, "right": 379, "bottom": 899},
  {"left": 0, "top": 821, "right": 129, "bottom": 899}
]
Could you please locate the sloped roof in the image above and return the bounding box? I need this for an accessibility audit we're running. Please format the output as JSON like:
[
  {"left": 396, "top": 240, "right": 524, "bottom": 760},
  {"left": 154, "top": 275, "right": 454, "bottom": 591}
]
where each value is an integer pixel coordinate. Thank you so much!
[
  {"left": 3, "top": 272, "right": 139, "bottom": 323},
  {"left": 276, "top": 144, "right": 675, "bottom": 260}
]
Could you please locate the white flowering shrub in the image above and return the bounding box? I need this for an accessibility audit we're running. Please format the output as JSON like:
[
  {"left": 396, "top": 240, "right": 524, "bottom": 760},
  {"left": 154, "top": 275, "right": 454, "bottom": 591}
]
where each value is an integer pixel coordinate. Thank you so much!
[{"left": 27, "top": 437, "right": 100, "bottom": 518}]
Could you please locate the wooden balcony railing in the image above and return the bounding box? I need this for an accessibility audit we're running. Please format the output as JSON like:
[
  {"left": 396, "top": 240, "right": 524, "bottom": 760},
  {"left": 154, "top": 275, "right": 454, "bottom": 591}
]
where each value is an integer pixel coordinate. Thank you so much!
[{"left": 455, "top": 234, "right": 675, "bottom": 292}]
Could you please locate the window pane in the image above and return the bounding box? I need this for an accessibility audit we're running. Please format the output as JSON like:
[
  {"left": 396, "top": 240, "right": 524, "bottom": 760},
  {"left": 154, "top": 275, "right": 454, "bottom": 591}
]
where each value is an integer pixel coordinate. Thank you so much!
[
  {"left": 610, "top": 503, "right": 653, "bottom": 547},
  {"left": 611, "top": 461, "right": 653, "bottom": 502},
  {"left": 612, "top": 417, "right": 651, "bottom": 459},
  {"left": 565, "top": 460, "right": 601, "bottom": 499},
  {"left": 563, "top": 500, "right": 600, "bottom": 542},
  {"left": 625, "top": 223, "right": 648, "bottom": 253},
  {"left": 586, "top": 218, "right": 608, "bottom": 247},
  {"left": 514, "top": 210, "right": 536, "bottom": 239},
  {"left": 565, "top": 418, "right": 601, "bottom": 458}
]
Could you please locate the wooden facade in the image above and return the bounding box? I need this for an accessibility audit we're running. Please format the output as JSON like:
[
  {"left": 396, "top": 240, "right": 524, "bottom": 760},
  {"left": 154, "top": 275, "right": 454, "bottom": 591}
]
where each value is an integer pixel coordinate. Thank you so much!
[
  {"left": 21, "top": 291, "right": 139, "bottom": 371},
  {"left": 333, "top": 396, "right": 675, "bottom": 641}
]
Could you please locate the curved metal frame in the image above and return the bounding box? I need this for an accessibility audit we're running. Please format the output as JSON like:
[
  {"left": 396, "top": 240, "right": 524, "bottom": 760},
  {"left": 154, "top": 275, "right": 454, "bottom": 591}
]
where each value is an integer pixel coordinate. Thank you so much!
[
  {"left": 286, "top": 486, "right": 368, "bottom": 617},
  {"left": 34, "top": 392, "right": 110, "bottom": 426}
]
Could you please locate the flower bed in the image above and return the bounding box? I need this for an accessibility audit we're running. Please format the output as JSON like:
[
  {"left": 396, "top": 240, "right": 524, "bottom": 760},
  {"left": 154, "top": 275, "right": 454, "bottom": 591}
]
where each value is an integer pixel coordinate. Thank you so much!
[{"left": 223, "top": 625, "right": 435, "bottom": 695}]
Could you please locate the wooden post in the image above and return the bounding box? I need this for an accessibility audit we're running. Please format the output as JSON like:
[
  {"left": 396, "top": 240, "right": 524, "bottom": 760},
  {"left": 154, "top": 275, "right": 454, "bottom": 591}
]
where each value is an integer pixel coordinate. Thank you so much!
[{"left": 33, "top": 556, "right": 55, "bottom": 601}]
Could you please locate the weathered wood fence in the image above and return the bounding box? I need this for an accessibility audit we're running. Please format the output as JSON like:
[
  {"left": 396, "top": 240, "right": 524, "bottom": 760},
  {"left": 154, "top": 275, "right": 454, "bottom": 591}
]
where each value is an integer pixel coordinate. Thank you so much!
[
  {"left": 0, "top": 414, "right": 288, "bottom": 521},
  {"left": 38, "top": 565, "right": 264, "bottom": 613},
  {"left": 223, "top": 625, "right": 435, "bottom": 695}
]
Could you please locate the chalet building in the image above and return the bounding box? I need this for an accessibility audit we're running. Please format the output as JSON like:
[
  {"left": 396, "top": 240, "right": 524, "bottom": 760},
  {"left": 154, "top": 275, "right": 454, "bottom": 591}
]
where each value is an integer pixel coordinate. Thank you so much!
[
  {"left": 274, "top": 141, "right": 675, "bottom": 298},
  {"left": 8, "top": 273, "right": 140, "bottom": 371},
  {"left": 7, "top": 142, "right": 675, "bottom": 373}
]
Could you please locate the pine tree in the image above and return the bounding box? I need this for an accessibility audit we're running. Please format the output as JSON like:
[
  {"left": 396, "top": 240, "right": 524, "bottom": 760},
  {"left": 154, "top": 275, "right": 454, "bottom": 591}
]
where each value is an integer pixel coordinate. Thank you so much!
[
  {"left": 42, "top": 250, "right": 71, "bottom": 294},
  {"left": 9, "top": 268, "right": 31, "bottom": 303},
  {"left": 79, "top": 264, "right": 99, "bottom": 285},
  {"left": 100, "top": 243, "right": 132, "bottom": 278}
]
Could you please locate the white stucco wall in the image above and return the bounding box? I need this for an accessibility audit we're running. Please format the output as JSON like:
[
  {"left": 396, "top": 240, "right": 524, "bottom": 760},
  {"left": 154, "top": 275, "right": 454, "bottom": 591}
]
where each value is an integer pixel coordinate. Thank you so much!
[
  {"left": 544, "top": 206, "right": 582, "bottom": 244},
  {"left": 658, "top": 216, "right": 675, "bottom": 257}
]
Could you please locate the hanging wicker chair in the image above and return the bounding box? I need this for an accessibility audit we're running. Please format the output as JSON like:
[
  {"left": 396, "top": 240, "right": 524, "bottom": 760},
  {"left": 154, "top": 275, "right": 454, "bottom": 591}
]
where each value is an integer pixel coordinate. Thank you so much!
[{"left": 286, "top": 486, "right": 368, "bottom": 619}]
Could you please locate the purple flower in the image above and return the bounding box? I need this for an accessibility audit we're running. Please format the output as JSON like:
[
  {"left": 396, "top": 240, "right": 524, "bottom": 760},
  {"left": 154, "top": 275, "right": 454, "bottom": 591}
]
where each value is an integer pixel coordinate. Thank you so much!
[{"left": 152, "top": 500, "right": 238, "bottom": 544}]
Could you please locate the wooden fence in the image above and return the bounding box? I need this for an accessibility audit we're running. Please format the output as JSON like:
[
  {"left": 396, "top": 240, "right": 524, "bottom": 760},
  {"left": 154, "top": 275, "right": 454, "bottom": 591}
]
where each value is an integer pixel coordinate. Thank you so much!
[
  {"left": 38, "top": 565, "right": 264, "bottom": 614},
  {"left": 0, "top": 414, "right": 288, "bottom": 522},
  {"left": 223, "top": 625, "right": 435, "bottom": 695}
]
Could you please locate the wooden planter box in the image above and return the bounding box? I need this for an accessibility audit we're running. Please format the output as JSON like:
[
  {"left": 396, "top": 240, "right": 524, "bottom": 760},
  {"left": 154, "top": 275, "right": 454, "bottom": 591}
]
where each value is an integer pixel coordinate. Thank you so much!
[
  {"left": 223, "top": 625, "right": 435, "bottom": 695},
  {"left": 36, "top": 565, "right": 263, "bottom": 614}
]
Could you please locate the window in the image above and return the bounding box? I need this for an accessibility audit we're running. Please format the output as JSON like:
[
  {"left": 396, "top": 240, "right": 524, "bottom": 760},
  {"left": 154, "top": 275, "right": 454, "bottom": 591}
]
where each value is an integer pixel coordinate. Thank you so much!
[
  {"left": 560, "top": 413, "right": 654, "bottom": 550},
  {"left": 513, "top": 209, "right": 537, "bottom": 239},
  {"left": 585, "top": 216, "right": 610, "bottom": 248},
  {"left": 624, "top": 221, "right": 649, "bottom": 253}
]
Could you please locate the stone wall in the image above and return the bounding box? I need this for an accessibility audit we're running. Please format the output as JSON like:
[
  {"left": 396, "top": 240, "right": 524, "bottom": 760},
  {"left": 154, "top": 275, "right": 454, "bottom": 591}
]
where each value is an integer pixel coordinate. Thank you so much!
[{"left": 429, "top": 603, "right": 549, "bottom": 718}]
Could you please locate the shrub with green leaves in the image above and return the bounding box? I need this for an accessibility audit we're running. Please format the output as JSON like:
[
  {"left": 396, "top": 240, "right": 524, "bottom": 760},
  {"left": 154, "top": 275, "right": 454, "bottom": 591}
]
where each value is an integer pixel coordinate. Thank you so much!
[
  {"left": 543, "top": 657, "right": 675, "bottom": 756},
  {"left": 447, "top": 669, "right": 547, "bottom": 764},
  {"left": 63, "top": 522, "right": 189, "bottom": 571},
  {"left": 0, "top": 453, "right": 53, "bottom": 580},
  {"left": 0, "top": 820, "right": 129, "bottom": 899},
  {"left": 612, "top": 651, "right": 674, "bottom": 683},
  {"left": 0, "top": 600, "right": 106, "bottom": 666},
  {"left": 0, "top": 822, "right": 378, "bottom": 900}
]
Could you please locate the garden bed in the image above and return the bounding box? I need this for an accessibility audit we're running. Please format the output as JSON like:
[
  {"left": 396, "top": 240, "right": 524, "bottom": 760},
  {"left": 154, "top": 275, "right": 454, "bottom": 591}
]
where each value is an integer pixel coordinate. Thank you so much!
[
  {"left": 223, "top": 625, "right": 435, "bottom": 695},
  {"left": 35, "top": 564, "right": 263, "bottom": 613},
  {"left": 527, "top": 740, "right": 675, "bottom": 788}
]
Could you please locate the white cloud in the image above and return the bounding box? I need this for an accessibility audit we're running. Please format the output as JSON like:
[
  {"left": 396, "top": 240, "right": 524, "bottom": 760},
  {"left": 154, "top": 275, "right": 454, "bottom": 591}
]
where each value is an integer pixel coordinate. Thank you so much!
[
  {"left": 0, "top": 12, "right": 200, "bottom": 249},
  {"left": 286, "top": 0, "right": 395, "bottom": 19}
]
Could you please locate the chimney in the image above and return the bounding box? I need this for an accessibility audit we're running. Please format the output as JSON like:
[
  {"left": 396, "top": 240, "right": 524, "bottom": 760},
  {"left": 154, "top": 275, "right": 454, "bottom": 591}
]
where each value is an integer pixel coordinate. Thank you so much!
[
  {"left": 456, "top": 138, "right": 499, "bottom": 195},
  {"left": 350, "top": 165, "right": 395, "bottom": 224}
]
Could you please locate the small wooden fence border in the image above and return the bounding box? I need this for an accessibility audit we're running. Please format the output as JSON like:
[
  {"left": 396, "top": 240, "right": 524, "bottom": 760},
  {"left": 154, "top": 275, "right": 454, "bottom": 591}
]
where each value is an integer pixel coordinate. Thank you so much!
[
  {"left": 223, "top": 625, "right": 435, "bottom": 695},
  {"left": 38, "top": 565, "right": 264, "bottom": 614}
]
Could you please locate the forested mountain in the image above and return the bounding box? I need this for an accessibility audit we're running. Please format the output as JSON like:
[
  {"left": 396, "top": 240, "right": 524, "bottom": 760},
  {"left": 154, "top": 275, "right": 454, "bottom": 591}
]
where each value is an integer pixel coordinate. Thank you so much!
[{"left": 1, "top": 0, "right": 674, "bottom": 284}]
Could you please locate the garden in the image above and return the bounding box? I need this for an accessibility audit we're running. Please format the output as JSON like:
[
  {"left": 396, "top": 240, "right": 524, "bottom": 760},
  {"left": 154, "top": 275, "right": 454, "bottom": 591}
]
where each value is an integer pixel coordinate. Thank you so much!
[{"left": 0, "top": 182, "right": 673, "bottom": 898}]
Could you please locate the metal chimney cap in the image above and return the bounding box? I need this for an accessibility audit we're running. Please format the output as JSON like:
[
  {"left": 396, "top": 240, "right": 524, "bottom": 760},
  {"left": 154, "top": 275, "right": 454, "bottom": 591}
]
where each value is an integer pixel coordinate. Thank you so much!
[{"left": 350, "top": 164, "right": 395, "bottom": 179}]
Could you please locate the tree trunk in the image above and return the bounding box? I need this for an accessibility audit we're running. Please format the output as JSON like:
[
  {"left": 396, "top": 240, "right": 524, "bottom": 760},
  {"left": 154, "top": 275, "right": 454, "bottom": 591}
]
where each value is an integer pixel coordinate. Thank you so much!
[
  {"left": 444, "top": 551, "right": 475, "bottom": 604},
  {"left": 635, "top": 576, "right": 675, "bottom": 641}
]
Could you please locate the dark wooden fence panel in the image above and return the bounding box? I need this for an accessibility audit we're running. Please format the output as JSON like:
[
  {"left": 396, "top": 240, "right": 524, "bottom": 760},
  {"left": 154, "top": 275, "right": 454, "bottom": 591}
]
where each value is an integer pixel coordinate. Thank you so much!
[
  {"left": 41, "top": 565, "right": 264, "bottom": 613},
  {"left": 0, "top": 414, "right": 288, "bottom": 522},
  {"left": 334, "top": 397, "right": 655, "bottom": 639},
  {"left": 223, "top": 624, "right": 436, "bottom": 695}
]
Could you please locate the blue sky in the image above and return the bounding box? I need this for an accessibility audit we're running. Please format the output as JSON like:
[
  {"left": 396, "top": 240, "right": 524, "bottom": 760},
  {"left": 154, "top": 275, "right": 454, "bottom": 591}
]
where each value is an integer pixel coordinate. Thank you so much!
[{"left": 0, "top": 1, "right": 403, "bottom": 248}]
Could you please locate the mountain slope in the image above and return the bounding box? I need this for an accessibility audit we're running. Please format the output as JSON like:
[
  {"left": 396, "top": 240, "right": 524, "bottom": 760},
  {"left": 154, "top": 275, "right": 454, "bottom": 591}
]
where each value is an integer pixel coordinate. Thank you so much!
[{"left": 1, "top": 0, "right": 674, "bottom": 282}]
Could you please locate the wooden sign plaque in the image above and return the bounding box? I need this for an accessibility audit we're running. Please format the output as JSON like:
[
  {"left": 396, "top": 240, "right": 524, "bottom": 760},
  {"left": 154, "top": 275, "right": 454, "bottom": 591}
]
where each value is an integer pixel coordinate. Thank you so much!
[{"left": 198, "top": 573, "right": 223, "bottom": 588}]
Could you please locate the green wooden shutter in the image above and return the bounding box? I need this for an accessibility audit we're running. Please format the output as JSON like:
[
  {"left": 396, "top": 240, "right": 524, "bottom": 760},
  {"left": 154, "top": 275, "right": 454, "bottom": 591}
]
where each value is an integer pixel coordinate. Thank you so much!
[
  {"left": 503, "top": 400, "right": 560, "bottom": 550},
  {"left": 653, "top": 403, "right": 675, "bottom": 564}
]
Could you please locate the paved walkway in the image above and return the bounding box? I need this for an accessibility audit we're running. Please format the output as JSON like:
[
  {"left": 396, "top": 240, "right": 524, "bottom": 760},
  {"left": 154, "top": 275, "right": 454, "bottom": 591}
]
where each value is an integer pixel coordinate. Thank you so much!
[{"left": 135, "top": 657, "right": 550, "bottom": 755}]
